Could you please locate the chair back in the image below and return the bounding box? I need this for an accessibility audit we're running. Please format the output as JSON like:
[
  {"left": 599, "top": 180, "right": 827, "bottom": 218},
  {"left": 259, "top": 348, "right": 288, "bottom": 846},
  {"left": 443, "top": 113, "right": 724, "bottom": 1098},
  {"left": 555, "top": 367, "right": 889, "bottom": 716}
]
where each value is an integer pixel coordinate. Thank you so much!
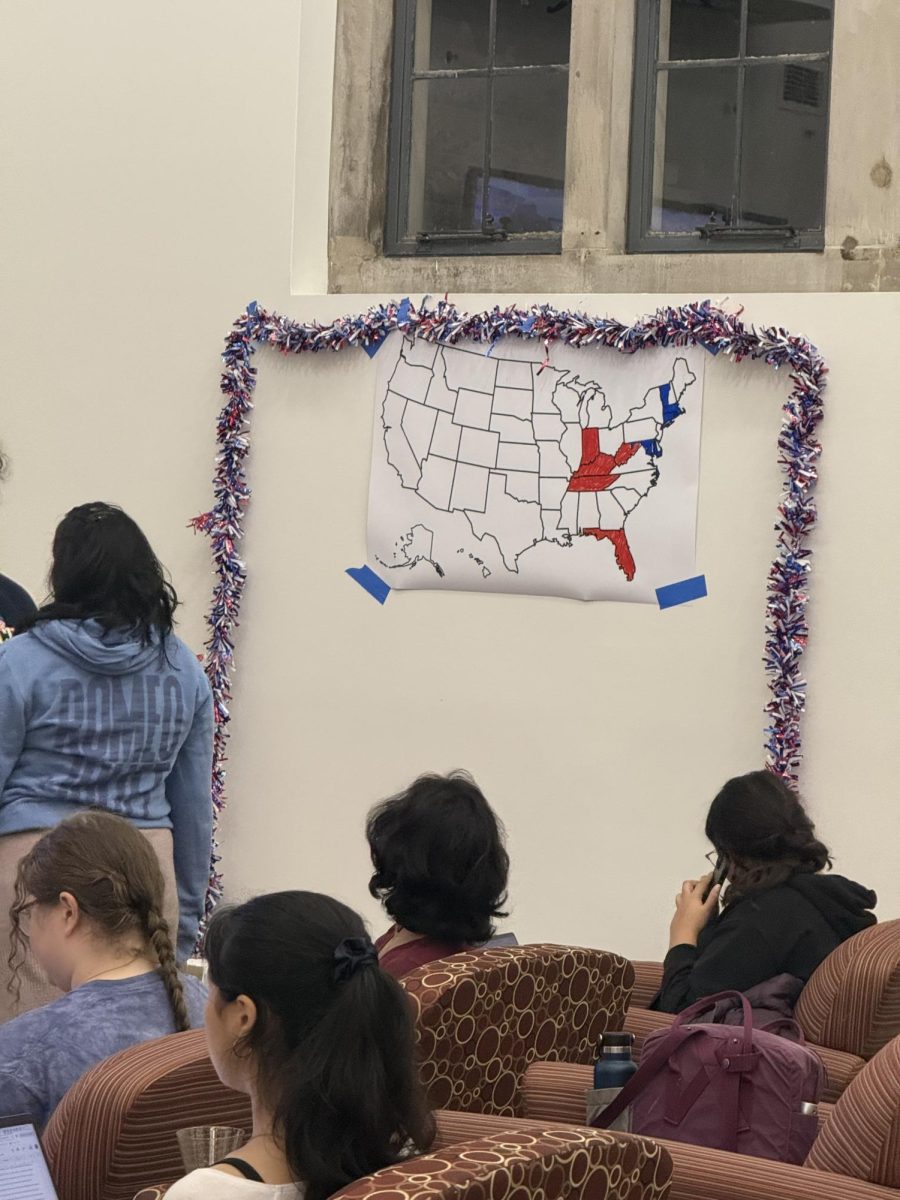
[
  {"left": 796, "top": 919, "right": 900, "bottom": 1059},
  {"left": 44, "top": 1029, "right": 250, "bottom": 1200},
  {"left": 334, "top": 1124, "right": 672, "bottom": 1200},
  {"left": 402, "top": 943, "right": 633, "bottom": 1117},
  {"left": 134, "top": 1122, "right": 673, "bottom": 1200},
  {"left": 805, "top": 1033, "right": 900, "bottom": 1189}
]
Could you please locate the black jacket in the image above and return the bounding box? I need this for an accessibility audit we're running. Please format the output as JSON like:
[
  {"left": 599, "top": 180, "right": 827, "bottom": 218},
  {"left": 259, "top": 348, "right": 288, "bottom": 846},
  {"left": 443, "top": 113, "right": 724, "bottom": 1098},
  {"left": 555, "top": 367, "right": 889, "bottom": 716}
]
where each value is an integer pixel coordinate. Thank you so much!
[
  {"left": 0, "top": 574, "right": 36, "bottom": 628},
  {"left": 652, "top": 872, "right": 877, "bottom": 1014}
]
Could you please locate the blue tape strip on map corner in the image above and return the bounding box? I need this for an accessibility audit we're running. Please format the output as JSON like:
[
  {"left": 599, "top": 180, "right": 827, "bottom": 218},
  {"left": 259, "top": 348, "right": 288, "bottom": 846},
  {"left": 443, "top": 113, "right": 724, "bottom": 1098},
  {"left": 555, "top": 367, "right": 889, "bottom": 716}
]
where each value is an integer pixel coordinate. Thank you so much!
[
  {"left": 700, "top": 340, "right": 722, "bottom": 356},
  {"left": 345, "top": 565, "right": 391, "bottom": 605},
  {"left": 656, "top": 574, "right": 708, "bottom": 609},
  {"left": 361, "top": 337, "right": 385, "bottom": 358},
  {"left": 396, "top": 296, "right": 411, "bottom": 325}
]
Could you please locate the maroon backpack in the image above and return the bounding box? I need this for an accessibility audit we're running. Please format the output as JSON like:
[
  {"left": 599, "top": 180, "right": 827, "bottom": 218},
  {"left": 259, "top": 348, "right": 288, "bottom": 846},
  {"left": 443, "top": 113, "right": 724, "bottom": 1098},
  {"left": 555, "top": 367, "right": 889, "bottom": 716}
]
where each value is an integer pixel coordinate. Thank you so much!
[{"left": 592, "top": 991, "right": 824, "bottom": 1163}]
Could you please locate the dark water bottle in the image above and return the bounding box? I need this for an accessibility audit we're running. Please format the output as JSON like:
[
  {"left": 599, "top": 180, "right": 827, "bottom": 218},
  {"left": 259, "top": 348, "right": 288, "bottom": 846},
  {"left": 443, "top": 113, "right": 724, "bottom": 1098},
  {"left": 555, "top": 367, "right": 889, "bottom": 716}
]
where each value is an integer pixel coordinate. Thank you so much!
[{"left": 591, "top": 1032, "right": 637, "bottom": 1132}]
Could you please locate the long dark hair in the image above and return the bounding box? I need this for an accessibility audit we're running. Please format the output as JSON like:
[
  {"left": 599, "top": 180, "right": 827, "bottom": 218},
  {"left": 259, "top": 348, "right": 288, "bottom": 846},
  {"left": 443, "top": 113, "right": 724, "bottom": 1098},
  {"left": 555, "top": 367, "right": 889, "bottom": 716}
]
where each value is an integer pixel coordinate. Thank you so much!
[
  {"left": 367, "top": 771, "right": 509, "bottom": 945},
  {"left": 9, "top": 812, "right": 189, "bottom": 1029},
  {"left": 17, "top": 502, "right": 177, "bottom": 644},
  {"left": 204, "top": 891, "right": 434, "bottom": 1200},
  {"left": 706, "top": 770, "right": 831, "bottom": 901}
]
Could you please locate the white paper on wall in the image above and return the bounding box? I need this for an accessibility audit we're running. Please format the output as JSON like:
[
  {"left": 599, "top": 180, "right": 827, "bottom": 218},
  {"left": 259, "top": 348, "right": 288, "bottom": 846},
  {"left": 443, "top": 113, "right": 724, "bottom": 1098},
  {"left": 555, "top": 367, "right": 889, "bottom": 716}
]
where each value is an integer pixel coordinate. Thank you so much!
[{"left": 367, "top": 333, "right": 705, "bottom": 602}]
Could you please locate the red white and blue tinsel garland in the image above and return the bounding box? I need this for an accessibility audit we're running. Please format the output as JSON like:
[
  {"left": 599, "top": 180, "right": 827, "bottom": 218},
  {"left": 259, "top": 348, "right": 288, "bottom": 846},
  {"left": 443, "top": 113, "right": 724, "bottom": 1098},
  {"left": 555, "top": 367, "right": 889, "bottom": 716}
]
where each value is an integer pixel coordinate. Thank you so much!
[{"left": 192, "top": 297, "right": 826, "bottom": 917}]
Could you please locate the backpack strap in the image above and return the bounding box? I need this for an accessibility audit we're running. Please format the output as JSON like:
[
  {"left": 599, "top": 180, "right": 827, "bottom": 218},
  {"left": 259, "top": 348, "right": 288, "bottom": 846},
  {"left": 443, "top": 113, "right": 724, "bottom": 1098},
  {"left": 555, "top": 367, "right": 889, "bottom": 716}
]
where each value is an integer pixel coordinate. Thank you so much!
[{"left": 590, "top": 1023, "right": 706, "bottom": 1128}]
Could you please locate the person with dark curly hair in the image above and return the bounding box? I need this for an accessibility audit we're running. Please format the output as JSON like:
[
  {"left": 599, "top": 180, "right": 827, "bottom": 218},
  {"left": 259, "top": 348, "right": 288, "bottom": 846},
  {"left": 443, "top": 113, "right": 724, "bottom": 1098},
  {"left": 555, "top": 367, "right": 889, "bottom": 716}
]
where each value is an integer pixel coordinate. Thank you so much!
[
  {"left": 0, "top": 447, "right": 37, "bottom": 631},
  {"left": 652, "top": 769, "right": 877, "bottom": 1013},
  {"left": 367, "top": 771, "right": 509, "bottom": 978}
]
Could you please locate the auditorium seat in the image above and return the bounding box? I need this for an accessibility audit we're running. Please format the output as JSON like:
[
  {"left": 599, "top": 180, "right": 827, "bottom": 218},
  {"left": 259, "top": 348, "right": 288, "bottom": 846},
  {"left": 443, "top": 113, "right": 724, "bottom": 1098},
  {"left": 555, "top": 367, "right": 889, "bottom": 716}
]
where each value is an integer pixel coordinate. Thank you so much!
[{"left": 400, "top": 943, "right": 634, "bottom": 1116}]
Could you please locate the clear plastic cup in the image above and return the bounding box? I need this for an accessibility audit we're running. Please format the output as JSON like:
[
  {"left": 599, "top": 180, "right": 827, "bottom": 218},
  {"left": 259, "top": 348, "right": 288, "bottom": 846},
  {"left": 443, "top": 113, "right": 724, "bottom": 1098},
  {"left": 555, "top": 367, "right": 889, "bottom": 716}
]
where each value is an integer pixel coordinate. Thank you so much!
[{"left": 176, "top": 1125, "right": 247, "bottom": 1172}]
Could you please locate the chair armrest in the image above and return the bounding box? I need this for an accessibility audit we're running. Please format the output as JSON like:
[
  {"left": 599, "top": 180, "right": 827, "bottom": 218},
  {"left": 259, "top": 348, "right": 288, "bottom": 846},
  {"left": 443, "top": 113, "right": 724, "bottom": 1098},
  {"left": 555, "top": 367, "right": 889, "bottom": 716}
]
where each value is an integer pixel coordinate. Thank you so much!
[
  {"left": 523, "top": 1061, "right": 593, "bottom": 1123},
  {"left": 817, "top": 1101, "right": 834, "bottom": 1134},
  {"left": 659, "top": 1138, "right": 898, "bottom": 1200},
  {"left": 630, "top": 961, "right": 664, "bottom": 1008}
]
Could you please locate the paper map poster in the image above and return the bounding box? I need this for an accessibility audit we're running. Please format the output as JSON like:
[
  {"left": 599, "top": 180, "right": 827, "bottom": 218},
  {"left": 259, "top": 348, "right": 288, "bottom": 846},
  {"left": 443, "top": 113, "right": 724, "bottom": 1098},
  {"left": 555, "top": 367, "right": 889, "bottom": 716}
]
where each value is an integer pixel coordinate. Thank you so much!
[{"left": 367, "top": 333, "right": 705, "bottom": 602}]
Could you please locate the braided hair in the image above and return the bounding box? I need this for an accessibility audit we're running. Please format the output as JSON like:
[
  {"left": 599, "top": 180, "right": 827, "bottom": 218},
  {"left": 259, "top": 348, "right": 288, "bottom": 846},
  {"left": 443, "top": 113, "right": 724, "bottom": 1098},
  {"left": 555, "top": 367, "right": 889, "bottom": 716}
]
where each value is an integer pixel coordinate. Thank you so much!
[{"left": 8, "top": 811, "right": 190, "bottom": 1030}]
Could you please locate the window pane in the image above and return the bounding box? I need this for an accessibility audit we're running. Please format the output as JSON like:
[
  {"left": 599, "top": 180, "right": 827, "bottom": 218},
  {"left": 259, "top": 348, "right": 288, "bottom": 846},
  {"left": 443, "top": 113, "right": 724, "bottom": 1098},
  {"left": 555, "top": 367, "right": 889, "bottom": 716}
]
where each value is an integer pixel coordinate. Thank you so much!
[
  {"left": 747, "top": 0, "right": 832, "bottom": 56},
  {"left": 739, "top": 63, "right": 827, "bottom": 229},
  {"left": 407, "top": 77, "right": 488, "bottom": 234},
  {"left": 651, "top": 67, "right": 737, "bottom": 232},
  {"left": 485, "top": 71, "right": 568, "bottom": 232},
  {"left": 660, "top": 0, "right": 741, "bottom": 62},
  {"left": 415, "top": 0, "right": 490, "bottom": 71},
  {"left": 495, "top": 0, "right": 571, "bottom": 67}
]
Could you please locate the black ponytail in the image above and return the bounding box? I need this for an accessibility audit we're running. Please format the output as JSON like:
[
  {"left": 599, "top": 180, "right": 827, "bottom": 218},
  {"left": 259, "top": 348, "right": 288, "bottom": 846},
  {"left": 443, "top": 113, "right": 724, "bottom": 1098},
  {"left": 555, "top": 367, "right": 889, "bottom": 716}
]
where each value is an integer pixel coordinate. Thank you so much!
[{"left": 204, "top": 892, "right": 434, "bottom": 1200}]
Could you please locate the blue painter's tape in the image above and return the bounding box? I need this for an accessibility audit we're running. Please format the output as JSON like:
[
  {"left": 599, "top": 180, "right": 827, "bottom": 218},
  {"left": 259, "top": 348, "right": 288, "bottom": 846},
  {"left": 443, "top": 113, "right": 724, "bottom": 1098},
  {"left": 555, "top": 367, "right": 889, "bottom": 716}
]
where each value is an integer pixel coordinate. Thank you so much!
[
  {"left": 247, "top": 300, "right": 258, "bottom": 316},
  {"left": 656, "top": 574, "right": 708, "bottom": 609},
  {"left": 520, "top": 315, "right": 535, "bottom": 332},
  {"left": 700, "top": 340, "right": 721, "bottom": 356},
  {"left": 397, "top": 296, "right": 411, "bottom": 324},
  {"left": 361, "top": 337, "right": 384, "bottom": 358},
  {"left": 346, "top": 565, "right": 391, "bottom": 605}
]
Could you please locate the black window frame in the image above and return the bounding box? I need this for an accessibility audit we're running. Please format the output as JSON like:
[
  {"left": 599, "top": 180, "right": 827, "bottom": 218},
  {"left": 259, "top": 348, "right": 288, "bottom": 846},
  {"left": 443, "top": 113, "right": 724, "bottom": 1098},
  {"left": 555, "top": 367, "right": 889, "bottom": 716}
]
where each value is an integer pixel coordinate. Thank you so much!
[
  {"left": 385, "top": 0, "right": 570, "bottom": 258},
  {"left": 627, "top": 0, "right": 834, "bottom": 255}
]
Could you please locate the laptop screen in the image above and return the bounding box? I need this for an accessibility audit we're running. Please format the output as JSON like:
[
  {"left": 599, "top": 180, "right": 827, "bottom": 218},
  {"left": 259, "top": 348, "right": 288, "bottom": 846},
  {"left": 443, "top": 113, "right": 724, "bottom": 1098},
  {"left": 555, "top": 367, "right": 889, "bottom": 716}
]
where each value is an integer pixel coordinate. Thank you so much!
[{"left": 0, "top": 1118, "right": 59, "bottom": 1200}]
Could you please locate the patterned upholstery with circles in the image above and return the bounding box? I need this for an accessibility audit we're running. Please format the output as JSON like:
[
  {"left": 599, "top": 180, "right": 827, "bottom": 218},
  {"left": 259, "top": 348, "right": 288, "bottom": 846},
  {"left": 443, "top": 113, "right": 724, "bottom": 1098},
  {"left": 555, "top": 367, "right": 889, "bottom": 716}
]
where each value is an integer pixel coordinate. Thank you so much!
[
  {"left": 401, "top": 944, "right": 634, "bottom": 1117},
  {"left": 134, "top": 1122, "right": 674, "bottom": 1200}
]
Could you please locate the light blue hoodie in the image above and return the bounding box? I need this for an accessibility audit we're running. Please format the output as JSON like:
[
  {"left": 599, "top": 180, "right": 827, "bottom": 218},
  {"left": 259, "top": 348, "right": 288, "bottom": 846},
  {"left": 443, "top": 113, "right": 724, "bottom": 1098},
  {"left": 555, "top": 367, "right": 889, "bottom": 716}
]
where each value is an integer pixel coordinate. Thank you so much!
[{"left": 0, "top": 620, "right": 213, "bottom": 960}]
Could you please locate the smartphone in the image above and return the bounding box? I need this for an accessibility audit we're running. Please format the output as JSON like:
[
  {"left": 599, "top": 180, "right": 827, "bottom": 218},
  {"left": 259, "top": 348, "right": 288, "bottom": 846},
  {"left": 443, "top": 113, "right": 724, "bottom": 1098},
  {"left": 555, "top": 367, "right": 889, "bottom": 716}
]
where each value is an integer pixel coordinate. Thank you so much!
[{"left": 702, "top": 853, "right": 729, "bottom": 902}]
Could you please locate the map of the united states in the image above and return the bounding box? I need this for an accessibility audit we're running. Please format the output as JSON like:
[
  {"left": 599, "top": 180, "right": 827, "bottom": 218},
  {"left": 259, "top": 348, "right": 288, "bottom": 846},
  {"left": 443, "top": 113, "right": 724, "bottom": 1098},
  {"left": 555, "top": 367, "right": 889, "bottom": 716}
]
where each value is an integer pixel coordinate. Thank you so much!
[{"left": 379, "top": 340, "right": 697, "bottom": 582}]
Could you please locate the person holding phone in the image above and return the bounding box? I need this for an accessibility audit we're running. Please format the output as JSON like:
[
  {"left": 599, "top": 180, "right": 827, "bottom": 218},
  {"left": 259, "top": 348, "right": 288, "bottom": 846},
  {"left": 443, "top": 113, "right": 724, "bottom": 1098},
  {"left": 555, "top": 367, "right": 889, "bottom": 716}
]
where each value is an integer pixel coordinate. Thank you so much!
[{"left": 652, "top": 770, "right": 877, "bottom": 1013}]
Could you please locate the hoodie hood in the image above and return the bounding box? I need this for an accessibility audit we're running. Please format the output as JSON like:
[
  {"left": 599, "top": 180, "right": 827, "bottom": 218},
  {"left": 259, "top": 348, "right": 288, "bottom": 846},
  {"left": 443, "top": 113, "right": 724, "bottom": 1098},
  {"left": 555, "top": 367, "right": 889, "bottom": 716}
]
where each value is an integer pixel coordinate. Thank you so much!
[
  {"left": 30, "top": 619, "right": 165, "bottom": 676},
  {"left": 787, "top": 873, "right": 877, "bottom": 940}
]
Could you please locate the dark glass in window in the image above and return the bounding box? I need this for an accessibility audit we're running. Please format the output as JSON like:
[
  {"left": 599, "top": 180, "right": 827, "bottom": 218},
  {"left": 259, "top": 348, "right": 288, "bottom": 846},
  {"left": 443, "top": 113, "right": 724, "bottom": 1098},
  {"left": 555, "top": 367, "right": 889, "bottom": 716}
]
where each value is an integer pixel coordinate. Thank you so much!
[
  {"left": 416, "top": 0, "right": 490, "bottom": 71},
  {"left": 494, "top": 0, "right": 572, "bottom": 67},
  {"left": 739, "top": 63, "right": 827, "bottom": 228},
  {"left": 661, "top": 0, "right": 741, "bottom": 62},
  {"left": 408, "top": 77, "right": 488, "bottom": 234},
  {"left": 651, "top": 66, "right": 738, "bottom": 232},
  {"left": 485, "top": 71, "right": 568, "bottom": 232},
  {"left": 746, "top": 0, "right": 833, "bottom": 56}
]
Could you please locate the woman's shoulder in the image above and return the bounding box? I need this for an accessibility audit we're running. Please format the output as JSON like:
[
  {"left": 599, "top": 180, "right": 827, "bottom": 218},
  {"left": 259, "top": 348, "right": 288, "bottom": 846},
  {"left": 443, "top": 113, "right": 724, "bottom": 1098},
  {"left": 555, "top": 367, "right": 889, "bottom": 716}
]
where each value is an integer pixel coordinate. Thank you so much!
[
  {"left": 0, "top": 626, "right": 41, "bottom": 664},
  {"left": 163, "top": 634, "right": 210, "bottom": 680},
  {"left": 166, "top": 1168, "right": 303, "bottom": 1198},
  {"left": 0, "top": 988, "right": 77, "bottom": 1059},
  {"left": 720, "top": 880, "right": 821, "bottom": 923}
]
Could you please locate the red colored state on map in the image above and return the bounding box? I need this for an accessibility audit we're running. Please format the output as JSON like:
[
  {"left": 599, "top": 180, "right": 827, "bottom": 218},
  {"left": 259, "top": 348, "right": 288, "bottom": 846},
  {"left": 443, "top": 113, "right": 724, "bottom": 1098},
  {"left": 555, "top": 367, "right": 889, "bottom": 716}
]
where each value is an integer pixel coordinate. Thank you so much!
[
  {"left": 581, "top": 529, "right": 636, "bottom": 581},
  {"left": 566, "top": 428, "right": 641, "bottom": 493}
]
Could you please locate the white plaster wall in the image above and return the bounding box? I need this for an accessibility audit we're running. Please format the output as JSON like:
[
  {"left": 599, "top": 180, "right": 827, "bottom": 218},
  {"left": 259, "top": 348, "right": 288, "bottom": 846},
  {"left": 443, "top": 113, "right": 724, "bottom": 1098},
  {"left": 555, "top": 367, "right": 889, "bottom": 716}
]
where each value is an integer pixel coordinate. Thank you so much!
[{"left": 1, "top": 2, "right": 897, "bottom": 964}]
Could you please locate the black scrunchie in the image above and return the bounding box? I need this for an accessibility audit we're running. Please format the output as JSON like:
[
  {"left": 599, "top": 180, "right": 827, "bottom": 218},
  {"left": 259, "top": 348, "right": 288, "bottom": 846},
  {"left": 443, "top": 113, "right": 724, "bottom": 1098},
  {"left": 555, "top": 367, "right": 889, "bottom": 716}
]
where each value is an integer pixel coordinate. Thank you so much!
[{"left": 333, "top": 936, "right": 378, "bottom": 983}]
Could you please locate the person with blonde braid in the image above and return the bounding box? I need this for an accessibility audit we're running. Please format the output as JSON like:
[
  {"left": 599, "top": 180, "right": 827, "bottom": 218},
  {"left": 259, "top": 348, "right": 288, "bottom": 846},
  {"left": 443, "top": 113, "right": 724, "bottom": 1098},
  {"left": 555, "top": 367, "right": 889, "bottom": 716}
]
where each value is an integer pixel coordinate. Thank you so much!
[{"left": 0, "top": 811, "right": 204, "bottom": 1127}]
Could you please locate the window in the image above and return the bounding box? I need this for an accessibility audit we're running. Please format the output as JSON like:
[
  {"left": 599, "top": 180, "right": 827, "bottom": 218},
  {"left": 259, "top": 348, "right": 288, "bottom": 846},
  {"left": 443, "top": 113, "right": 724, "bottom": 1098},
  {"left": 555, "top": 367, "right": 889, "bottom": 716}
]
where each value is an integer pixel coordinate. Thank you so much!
[
  {"left": 385, "top": 0, "right": 572, "bottom": 256},
  {"left": 628, "top": 0, "right": 833, "bottom": 253}
]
